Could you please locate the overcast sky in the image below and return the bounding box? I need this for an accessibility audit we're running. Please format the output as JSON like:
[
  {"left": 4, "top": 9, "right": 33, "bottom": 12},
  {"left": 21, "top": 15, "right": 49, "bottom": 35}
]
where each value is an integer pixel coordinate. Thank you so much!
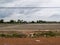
[{"left": 0, "top": 0, "right": 60, "bottom": 21}]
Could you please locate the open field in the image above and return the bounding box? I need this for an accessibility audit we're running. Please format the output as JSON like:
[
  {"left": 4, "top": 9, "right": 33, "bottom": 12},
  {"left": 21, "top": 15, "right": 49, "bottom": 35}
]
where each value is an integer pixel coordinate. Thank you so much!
[
  {"left": 0, "top": 24, "right": 60, "bottom": 37},
  {"left": 0, "top": 24, "right": 60, "bottom": 45},
  {"left": 0, "top": 24, "right": 60, "bottom": 31},
  {"left": 0, "top": 37, "right": 60, "bottom": 45}
]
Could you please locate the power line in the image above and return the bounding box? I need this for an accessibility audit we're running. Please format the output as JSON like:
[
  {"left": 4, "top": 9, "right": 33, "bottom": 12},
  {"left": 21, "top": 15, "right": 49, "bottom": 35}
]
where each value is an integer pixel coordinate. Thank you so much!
[{"left": 0, "top": 7, "right": 60, "bottom": 9}]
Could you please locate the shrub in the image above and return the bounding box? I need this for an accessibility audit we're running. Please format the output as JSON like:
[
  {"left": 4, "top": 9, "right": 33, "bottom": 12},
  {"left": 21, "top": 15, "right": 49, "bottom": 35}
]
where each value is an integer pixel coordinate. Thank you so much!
[
  {"left": 12, "top": 33, "right": 27, "bottom": 38},
  {"left": 0, "top": 34, "right": 6, "bottom": 37},
  {"left": 32, "top": 31, "right": 56, "bottom": 38},
  {"left": 43, "top": 31, "right": 56, "bottom": 37}
]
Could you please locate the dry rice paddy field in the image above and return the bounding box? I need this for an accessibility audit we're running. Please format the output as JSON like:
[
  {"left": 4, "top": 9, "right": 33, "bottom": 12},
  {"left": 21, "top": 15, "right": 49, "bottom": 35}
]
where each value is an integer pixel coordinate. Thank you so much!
[
  {"left": 0, "top": 24, "right": 60, "bottom": 45},
  {"left": 0, "top": 24, "right": 60, "bottom": 31}
]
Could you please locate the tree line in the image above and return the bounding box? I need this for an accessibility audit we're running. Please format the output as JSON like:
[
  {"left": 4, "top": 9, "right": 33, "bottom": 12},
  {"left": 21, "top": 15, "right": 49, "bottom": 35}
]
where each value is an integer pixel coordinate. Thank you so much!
[{"left": 0, "top": 19, "right": 60, "bottom": 24}]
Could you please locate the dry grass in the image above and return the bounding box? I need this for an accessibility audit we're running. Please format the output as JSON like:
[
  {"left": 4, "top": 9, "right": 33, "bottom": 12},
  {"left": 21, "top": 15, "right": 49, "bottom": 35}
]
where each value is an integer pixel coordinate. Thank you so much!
[{"left": 0, "top": 24, "right": 60, "bottom": 31}]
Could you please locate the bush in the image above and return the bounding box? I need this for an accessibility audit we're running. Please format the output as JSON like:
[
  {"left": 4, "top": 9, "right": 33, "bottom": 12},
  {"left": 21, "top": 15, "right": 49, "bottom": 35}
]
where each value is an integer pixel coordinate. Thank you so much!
[
  {"left": 32, "top": 31, "right": 56, "bottom": 38},
  {"left": 0, "top": 33, "right": 27, "bottom": 38},
  {"left": 6, "top": 34, "right": 12, "bottom": 38},
  {"left": 0, "top": 31, "right": 57, "bottom": 38},
  {"left": 42, "top": 31, "right": 56, "bottom": 37},
  {"left": 12, "top": 33, "right": 27, "bottom": 38},
  {"left": 33, "top": 33, "right": 42, "bottom": 38},
  {"left": 0, "top": 34, "right": 6, "bottom": 37}
]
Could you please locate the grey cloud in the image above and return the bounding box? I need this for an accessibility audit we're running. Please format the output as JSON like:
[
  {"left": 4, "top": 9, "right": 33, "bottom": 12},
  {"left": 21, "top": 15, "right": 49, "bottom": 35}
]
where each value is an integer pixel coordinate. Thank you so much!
[
  {"left": 1, "top": 8, "right": 60, "bottom": 21},
  {"left": 0, "top": 8, "right": 42, "bottom": 21},
  {"left": 0, "top": 9, "right": 15, "bottom": 18},
  {"left": 0, "top": 0, "right": 60, "bottom": 7},
  {"left": 19, "top": 8, "right": 41, "bottom": 15},
  {"left": 0, "top": 0, "right": 50, "bottom": 7},
  {"left": 0, "top": 0, "right": 15, "bottom": 3}
]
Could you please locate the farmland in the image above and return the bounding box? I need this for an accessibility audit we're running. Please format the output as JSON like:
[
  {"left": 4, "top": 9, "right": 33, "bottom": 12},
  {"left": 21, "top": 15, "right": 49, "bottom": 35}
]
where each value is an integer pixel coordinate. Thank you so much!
[
  {"left": 0, "top": 24, "right": 60, "bottom": 31},
  {"left": 0, "top": 24, "right": 60, "bottom": 45}
]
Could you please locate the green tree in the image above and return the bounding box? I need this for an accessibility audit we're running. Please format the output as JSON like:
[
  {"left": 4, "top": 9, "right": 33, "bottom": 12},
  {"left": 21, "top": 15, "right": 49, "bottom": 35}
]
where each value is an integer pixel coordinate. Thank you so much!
[
  {"left": 31, "top": 21, "right": 35, "bottom": 23},
  {"left": 10, "top": 20, "right": 16, "bottom": 23},
  {"left": 0, "top": 19, "right": 4, "bottom": 23}
]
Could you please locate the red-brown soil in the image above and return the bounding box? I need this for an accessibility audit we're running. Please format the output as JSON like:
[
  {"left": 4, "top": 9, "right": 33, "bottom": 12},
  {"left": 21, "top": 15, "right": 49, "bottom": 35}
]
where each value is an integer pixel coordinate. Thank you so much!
[{"left": 0, "top": 37, "right": 60, "bottom": 45}]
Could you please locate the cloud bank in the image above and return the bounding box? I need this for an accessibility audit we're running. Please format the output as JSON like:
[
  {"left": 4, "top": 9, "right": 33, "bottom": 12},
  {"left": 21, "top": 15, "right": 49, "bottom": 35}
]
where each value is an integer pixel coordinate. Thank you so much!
[{"left": 0, "top": 0, "right": 60, "bottom": 21}]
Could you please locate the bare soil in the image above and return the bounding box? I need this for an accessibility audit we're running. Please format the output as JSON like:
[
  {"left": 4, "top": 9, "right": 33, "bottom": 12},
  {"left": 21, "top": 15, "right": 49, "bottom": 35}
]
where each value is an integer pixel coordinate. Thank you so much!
[{"left": 0, "top": 37, "right": 60, "bottom": 45}]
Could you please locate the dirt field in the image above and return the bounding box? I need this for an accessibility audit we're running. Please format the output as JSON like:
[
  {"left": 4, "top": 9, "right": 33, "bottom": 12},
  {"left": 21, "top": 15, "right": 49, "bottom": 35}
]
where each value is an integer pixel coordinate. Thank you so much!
[
  {"left": 0, "top": 24, "right": 60, "bottom": 31},
  {"left": 0, "top": 24, "right": 60, "bottom": 45},
  {"left": 0, "top": 37, "right": 60, "bottom": 45}
]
